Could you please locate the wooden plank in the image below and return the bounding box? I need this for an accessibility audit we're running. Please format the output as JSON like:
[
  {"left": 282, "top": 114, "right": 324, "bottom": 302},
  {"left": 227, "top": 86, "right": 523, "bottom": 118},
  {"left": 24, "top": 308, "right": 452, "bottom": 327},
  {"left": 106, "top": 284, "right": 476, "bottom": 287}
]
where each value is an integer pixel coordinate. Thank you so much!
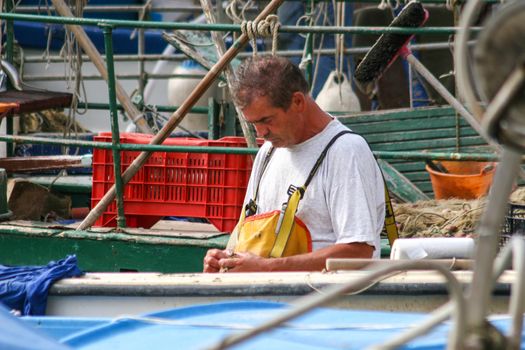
[
  {"left": 347, "top": 118, "right": 480, "bottom": 136},
  {"left": 402, "top": 172, "right": 433, "bottom": 182},
  {"left": 378, "top": 159, "right": 429, "bottom": 202},
  {"left": 339, "top": 106, "right": 455, "bottom": 123},
  {"left": 362, "top": 128, "right": 481, "bottom": 145},
  {"left": 389, "top": 162, "right": 428, "bottom": 173},
  {"left": 0, "top": 90, "right": 72, "bottom": 114},
  {"left": 0, "top": 155, "right": 89, "bottom": 172},
  {"left": 370, "top": 137, "right": 489, "bottom": 152}
]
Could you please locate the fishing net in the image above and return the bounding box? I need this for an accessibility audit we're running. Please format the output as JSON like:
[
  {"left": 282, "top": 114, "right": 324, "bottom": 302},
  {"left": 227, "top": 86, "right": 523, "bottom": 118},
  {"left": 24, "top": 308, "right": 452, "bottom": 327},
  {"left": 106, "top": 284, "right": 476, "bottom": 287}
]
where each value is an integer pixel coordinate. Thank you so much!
[{"left": 393, "top": 186, "right": 525, "bottom": 239}]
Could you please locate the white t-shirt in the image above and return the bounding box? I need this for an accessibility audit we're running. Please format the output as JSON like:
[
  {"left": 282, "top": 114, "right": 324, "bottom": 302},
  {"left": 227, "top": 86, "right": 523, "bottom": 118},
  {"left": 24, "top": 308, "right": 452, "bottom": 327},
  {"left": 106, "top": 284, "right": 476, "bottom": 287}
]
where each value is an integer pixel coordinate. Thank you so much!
[{"left": 244, "top": 119, "right": 384, "bottom": 258}]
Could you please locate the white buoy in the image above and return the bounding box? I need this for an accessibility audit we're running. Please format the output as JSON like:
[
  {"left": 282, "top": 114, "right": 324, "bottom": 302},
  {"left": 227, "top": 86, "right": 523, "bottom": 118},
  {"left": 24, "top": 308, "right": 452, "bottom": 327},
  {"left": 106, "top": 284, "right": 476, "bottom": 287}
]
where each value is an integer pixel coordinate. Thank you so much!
[
  {"left": 315, "top": 70, "right": 361, "bottom": 113},
  {"left": 167, "top": 60, "right": 217, "bottom": 132}
]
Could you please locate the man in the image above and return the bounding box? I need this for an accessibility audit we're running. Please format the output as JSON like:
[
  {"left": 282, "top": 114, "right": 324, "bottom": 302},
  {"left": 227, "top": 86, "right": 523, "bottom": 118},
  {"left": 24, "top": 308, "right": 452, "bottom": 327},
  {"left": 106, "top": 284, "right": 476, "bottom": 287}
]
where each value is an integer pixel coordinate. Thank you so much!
[{"left": 203, "top": 56, "right": 384, "bottom": 273}]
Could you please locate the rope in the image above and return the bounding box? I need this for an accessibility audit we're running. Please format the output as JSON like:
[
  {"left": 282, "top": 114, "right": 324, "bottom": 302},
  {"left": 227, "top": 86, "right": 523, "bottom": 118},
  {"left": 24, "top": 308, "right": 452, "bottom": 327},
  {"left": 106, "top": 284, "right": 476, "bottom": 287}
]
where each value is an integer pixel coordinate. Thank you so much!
[
  {"left": 334, "top": 0, "right": 345, "bottom": 102},
  {"left": 225, "top": 0, "right": 258, "bottom": 24},
  {"left": 61, "top": 0, "right": 89, "bottom": 153},
  {"left": 377, "top": 0, "right": 404, "bottom": 10},
  {"left": 378, "top": 0, "right": 389, "bottom": 10},
  {"left": 0, "top": 0, "right": 3, "bottom": 59},
  {"left": 309, "top": 0, "right": 329, "bottom": 93},
  {"left": 240, "top": 14, "right": 280, "bottom": 56},
  {"left": 130, "top": 0, "right": 153, "bottom": 40}
]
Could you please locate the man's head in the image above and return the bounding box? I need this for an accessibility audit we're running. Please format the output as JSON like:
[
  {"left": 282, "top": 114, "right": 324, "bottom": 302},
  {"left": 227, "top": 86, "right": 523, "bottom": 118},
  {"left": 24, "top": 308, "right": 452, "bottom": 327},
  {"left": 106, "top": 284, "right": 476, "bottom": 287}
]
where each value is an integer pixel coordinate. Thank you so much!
[
  {"left": 231, "top": 56, "right": 312, "bottom": 147},
  {"left": 231, "top": 56, "right": 309, "bottom": 110}
]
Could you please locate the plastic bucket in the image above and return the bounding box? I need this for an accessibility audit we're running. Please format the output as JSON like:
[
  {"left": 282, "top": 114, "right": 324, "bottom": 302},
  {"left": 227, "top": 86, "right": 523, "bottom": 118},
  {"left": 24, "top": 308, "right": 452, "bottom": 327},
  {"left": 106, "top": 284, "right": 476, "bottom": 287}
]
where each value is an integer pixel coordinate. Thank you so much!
[{"left": 426, "top": 161, "right": 496, "bottom": 200}]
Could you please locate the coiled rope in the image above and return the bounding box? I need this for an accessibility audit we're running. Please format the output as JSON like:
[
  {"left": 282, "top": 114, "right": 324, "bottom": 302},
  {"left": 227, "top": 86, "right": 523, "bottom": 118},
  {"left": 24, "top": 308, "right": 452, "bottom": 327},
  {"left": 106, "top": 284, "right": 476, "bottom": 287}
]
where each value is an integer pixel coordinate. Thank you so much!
[{"left": 240, "top": 14, "right": 281, "bottom": 56}]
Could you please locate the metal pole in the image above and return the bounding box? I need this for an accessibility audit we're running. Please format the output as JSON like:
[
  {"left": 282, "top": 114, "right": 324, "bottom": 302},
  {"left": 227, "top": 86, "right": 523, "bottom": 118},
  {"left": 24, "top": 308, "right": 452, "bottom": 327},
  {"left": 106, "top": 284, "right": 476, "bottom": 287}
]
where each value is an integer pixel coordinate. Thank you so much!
[
  {"left": 5, "top": 0, "right": 14, "bottom": 157},
  {"left": 0, "top": 12, "right": 482, "bottom": 35},
  {"left": 404, "top": 53, "right": 488, "bottom": 142},
  {"left": 22, "top": 41, "right": 477, "bottom": 63},
  {"left": 465, "top": 148, "right": 521, "bottom": 342},
  {"left": 102, "top": 25, "right": 127, "bottom": 229},
  {"left": 136, "top": 4, "right": 147, "bottom": 98},
  {"left": 304, "top": 1, "right": 314, "bottom": 86},
  {"left": 0, "top": 132, "right": 505, "bottom": 160},
  {"left": 79, "top": 102, "right": 208, "bottom": 114}
]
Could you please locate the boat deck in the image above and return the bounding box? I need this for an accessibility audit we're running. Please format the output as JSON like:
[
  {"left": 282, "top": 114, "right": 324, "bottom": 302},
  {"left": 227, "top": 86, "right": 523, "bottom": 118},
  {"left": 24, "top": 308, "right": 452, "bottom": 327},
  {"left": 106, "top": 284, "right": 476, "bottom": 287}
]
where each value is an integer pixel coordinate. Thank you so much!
[{"left": 47, "top": 269, "right": 515, "bottom": 317}]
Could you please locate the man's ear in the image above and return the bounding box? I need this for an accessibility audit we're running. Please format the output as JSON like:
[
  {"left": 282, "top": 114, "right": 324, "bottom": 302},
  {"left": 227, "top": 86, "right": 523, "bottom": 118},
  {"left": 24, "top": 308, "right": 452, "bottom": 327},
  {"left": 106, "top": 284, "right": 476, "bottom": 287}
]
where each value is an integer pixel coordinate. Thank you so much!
[{"left": 290, "top": 91, "right": 306, "bottom": 113}]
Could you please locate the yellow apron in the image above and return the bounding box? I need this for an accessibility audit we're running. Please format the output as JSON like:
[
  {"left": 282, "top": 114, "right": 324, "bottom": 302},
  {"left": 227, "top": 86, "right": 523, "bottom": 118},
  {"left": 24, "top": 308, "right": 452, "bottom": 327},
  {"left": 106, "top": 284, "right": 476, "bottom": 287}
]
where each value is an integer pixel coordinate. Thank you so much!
[{"left": 229, "top": 130, "right": 398, "bottom": 258}]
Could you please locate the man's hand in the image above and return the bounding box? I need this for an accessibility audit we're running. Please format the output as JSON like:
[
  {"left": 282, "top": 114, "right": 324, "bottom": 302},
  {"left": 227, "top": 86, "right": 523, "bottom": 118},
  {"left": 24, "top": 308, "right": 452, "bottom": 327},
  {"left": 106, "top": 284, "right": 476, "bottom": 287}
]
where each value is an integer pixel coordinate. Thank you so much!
[
  {"left": 203, "top": 249, "right": 268, "bottom": 272},
  {"left": 203, "top": 249, "right": 233, "bottom": 273},
  {"left": 217, "top": 252, "right": 268, "bottom": 272}
]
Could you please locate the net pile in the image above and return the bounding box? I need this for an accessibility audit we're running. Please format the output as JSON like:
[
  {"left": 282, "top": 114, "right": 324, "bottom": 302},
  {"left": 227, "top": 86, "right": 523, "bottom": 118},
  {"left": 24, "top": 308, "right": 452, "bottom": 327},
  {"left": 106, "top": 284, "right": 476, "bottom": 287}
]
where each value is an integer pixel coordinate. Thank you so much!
[{"left": 393, "top": 187, "right": 525, "bottom": 238}]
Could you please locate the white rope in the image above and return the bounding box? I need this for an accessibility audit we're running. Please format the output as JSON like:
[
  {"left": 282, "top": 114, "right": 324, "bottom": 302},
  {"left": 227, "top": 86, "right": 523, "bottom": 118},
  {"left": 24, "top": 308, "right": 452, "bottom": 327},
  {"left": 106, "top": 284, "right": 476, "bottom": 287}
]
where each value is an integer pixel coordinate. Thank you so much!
[
  {"left": 445, "top": 0, "right": 454, "bottom": 11},
  {"left": 130, "top": 0, "right": 153, "bottom": 40},
  {"left": 111, "top": 314, "right": 419, "bottom": 331},
  {"left": 225, "top": 0, "right": 253, "bottom": 24},
  {"left": 334, "top": 0, "right": 345, "bottom": 102},
  {"left": 378, "top": 0, "right": 389, "bottom": 10},
  {"left": 240, "top": 14, "right": 280, "bottom": 56},
  {"left": 309, "top": 0, "right": 328, "bottom": 93}
]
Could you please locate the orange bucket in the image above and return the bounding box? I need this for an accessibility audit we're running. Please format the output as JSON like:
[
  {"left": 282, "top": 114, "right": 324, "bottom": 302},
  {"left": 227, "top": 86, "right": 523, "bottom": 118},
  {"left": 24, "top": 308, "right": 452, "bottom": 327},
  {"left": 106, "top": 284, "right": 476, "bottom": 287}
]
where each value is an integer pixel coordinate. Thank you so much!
[{"left": 426, "top": 161, "right": 496, "bottom": 200}]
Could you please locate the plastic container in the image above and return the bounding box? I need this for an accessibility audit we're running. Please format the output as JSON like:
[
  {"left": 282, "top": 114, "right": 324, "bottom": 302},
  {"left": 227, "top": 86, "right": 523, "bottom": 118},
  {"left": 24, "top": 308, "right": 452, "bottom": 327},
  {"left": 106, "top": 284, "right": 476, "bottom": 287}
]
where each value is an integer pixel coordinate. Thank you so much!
[
  {"left": 426, "top": 161, "right": 496, "bottom": 200},
  {"left": 501, "top": 203, "right": 525, "bottom": 246},
  {"left": 91, "top": 133, "right": 254, "bottom": 232}
]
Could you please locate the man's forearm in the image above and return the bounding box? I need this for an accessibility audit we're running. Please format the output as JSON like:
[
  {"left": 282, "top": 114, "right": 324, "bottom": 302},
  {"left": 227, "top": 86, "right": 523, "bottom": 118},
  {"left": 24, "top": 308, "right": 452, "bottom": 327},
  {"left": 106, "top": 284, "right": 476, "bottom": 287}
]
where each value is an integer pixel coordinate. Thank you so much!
[{"left": 263, "top": 242, "right": 374, "bottom": 272}]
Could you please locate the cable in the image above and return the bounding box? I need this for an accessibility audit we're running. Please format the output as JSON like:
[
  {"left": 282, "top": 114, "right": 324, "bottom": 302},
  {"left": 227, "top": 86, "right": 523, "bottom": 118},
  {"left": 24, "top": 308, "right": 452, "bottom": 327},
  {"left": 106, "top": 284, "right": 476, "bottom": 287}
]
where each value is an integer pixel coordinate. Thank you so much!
[{"left": 454, "top": 0, "right": 485, "bottom": 122}]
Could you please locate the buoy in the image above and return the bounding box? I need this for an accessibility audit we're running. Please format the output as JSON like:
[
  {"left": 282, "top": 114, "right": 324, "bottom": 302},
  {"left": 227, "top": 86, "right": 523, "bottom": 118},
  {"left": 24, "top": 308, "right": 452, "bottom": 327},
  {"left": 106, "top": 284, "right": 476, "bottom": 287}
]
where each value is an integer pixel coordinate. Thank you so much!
[
  {"left": 167, "top": 60, "right": 217, "bottom": 132},
  {"left": 315, "top": 71, "right": 361, "bottom": 113}
]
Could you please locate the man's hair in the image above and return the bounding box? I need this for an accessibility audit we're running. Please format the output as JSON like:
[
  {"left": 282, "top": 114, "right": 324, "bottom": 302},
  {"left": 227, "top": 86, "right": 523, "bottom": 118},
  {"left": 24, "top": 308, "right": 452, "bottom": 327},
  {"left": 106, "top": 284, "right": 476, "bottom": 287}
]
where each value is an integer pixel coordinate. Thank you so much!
[{"left": 231, "top": 56, "right": 309, "bottom": 110}]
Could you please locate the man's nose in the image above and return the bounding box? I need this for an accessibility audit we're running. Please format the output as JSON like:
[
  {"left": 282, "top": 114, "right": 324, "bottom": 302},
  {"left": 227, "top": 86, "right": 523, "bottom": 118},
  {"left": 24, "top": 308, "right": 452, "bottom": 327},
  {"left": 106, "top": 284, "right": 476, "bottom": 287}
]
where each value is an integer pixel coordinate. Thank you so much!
[{"left": 254, "top": 125, "right": 268, "bottom": 138}]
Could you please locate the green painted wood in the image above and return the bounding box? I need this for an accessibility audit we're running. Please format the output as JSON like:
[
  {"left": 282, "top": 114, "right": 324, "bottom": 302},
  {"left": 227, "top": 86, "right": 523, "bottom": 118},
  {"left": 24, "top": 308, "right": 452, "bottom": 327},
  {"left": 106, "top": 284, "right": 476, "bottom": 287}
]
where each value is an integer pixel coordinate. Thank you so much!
[
  {"left": 361, "top": 129, "right": 481, "bottom": 145},
  {"left": 342, "top": 106, "right": 455, "bottom": 123},
  {"left": 370, "top": 137, "right": 488, "bottom": 152},
  {"left": 348, "top": 116, "right": 469, "bottom": 134},
  {"left": 0, "top": 225, "right": 228, "bottom": 273},
  {"left": 378, "top": 159, "right": 429, "bottom": 202}
]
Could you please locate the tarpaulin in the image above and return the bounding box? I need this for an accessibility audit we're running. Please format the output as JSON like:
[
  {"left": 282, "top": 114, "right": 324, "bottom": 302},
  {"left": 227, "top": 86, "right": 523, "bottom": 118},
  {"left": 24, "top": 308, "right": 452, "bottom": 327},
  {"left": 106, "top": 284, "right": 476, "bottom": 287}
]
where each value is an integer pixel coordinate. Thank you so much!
[
  {"left": 0, "top": 304, "right": 71, "bottom": 350},
  {"left": 0, "top": 255, "right": 83, "bottom": 315}
]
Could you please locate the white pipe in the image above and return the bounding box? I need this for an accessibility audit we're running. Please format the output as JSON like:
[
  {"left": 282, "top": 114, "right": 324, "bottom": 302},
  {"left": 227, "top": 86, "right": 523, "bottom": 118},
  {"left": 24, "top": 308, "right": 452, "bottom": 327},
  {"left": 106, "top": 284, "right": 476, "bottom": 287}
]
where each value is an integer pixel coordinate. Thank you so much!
[{"left": 390, "top": 238, "right": 475, "bottom": 260}]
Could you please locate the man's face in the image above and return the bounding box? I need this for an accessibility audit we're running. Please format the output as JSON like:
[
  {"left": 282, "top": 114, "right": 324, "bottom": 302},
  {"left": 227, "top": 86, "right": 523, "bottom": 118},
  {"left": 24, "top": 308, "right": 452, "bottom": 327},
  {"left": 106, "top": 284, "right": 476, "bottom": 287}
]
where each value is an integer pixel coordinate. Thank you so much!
[{"left": 242, "top": 95, "right": 299, "bottom": 148}]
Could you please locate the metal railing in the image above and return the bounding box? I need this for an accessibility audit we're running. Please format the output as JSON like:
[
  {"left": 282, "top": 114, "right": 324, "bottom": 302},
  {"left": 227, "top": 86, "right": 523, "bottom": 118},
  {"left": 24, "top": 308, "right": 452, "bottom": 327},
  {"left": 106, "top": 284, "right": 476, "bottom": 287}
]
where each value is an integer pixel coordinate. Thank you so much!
[{"left": 0, "top": 3, "right": 495, "bottom": 229}]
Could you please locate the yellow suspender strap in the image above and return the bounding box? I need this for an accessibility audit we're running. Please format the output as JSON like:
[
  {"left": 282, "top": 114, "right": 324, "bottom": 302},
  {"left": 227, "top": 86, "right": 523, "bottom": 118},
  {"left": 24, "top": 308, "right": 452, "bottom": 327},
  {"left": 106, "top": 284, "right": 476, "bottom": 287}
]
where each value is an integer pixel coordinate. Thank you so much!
[
  {"left": 269, "top": 186, "right": 304, "bottom": 258},
  {"left": 383, "top": 180, "right": 398, "bottom": 247}
]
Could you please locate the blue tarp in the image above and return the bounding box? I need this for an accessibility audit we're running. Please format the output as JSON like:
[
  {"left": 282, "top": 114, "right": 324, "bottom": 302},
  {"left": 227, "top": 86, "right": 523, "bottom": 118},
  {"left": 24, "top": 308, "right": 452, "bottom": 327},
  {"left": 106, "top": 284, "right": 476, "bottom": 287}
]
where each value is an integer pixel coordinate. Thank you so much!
[
  {"left": 0, "top": 304, "right": 71, "bottom": 350},
  {"left": 0, "top": 255, "right": 83, "bottom": 316}
]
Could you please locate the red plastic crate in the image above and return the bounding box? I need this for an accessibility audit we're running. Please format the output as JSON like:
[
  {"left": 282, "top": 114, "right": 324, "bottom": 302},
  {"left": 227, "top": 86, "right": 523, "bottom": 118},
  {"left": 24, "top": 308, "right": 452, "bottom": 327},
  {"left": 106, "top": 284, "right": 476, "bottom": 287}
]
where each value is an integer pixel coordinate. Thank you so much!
[{"left": 91, "top": 133, "right": 255, "bottom": 232}]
